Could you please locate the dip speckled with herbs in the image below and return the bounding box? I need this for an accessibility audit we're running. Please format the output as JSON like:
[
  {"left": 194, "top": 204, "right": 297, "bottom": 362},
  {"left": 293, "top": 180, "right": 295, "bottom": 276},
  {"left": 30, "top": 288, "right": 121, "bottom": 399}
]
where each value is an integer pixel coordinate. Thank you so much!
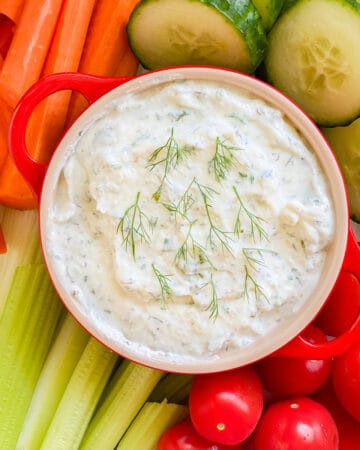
[{"left": 46, "top": 79, "right": 335, "bottom": 362}]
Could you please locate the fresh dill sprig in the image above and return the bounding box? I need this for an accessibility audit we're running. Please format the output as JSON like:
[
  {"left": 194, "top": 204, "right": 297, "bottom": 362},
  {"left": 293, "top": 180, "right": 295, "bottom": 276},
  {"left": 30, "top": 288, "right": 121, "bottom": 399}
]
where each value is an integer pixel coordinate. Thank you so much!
[
  {"left": 205, "top": 274, "right": 220, "bottom": 320},
  {"left": 147, "top": 128, "right": 193, "bottom": 201},
  {"left": 244, "top": 264, "right": 268, "bottom": 303},
  {"left": 242, "top": 247, "right": 267, "bottom": 270},
  {"left": 242, "top": 248, "right": 269, "bottom": 303},
  {"left": 233, "top": 186, "right": 269, "bottom": 242},
  {"left": 209, "top": 137, "right": 242, "bottom": 182},
  {"left": 151, "top": 263, "right": 173, "bottom": 307},
  {"left": 174, "top": 219, "right": 214, "bottom": 268},
  {"left": 195, "top": 180, "right": 233, "bottom": 254},
  {"left": 162, "top": 177, "right": 196, "bottom": 220},
  {"left": 117, "top": 192, "right": 157, "bottom": 259},
  {"left": 162, "top": 178, "right": 214, "bottom": 267}
]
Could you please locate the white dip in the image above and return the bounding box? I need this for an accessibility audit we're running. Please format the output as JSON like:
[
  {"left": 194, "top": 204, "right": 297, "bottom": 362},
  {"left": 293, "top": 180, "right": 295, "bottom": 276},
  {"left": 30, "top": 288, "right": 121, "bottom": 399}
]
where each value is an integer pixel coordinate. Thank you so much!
[{"left": 47, "top": 79, "right": 335, "bottom": 362}]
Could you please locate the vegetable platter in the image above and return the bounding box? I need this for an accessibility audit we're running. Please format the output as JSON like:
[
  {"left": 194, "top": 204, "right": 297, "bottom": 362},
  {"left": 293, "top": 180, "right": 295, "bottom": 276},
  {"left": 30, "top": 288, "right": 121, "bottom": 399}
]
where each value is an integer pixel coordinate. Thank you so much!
[{"left": 0, "top": 0, "right": 360, "bottom": 449}]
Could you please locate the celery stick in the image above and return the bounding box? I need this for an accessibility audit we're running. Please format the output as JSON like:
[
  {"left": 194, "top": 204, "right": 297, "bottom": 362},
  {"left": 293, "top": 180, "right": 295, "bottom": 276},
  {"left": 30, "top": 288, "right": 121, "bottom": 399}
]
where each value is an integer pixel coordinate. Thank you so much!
[
  {"left": 117, "top": 400, "right": 188, "bottom": 450},
  {"left": 0, "top": 263, "right": 64, "bottom": 449},
  {"left": 16, "top": 313, "right": 90, "bottom": 450},
  {"left": 148, "top": 373, "right": 193, "bottom": 405},
  {"left": 0, "top": 209, "right": 41, "bottom": 314},
  {"left": 39, "top": 337, "right": 119, "bottom": 450},
  {"left": 80, "top": 360, "right": 164, "bottom": 450}
]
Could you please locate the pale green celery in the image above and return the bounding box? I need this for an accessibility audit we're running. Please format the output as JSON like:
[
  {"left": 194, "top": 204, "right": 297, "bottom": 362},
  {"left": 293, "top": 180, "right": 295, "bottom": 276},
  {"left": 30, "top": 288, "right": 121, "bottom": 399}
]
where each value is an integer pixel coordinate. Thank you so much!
[
  {"left": 80, "top": 360, "right": 164, "bottom": 450},
  {"left": 39, "top": 337, "right": 119, "bottom": 450},
  {"left": 0, "top": 209, "right": 41, "bottom": 314},
  {"left": 148, "top": 373, "right": 194, "bottom": 405},
  {"left": 117, "top": 400, "right": 188, "bottom": 450},
  {"left": 16, "top": 313, "right": 90, "bottom": 450},
  {"left": 0, "top": 263, "right": 64, "bottom": 450}
]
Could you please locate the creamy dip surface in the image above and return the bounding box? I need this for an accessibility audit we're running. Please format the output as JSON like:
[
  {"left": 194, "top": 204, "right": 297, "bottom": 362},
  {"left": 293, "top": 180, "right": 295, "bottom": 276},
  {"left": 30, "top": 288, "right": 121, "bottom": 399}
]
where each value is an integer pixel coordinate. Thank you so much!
[{"left": 47, "top": 79, "right": 335, "bottom": 363}]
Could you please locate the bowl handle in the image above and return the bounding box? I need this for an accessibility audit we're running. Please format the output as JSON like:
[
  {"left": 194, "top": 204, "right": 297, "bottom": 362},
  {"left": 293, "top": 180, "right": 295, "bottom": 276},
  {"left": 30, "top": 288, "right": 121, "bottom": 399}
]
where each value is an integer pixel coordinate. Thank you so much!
[
  {"left": 9, "top": 72, "right": 132, "bottom": 201},
  {"left": 272, "top": 226, "right": 360, "bottom": 359}
]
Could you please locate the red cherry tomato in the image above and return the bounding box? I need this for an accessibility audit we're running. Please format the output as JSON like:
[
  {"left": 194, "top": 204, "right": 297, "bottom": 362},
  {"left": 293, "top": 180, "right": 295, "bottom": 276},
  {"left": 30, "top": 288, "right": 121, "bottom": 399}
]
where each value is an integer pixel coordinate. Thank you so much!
[
  {"left": 312, "top": 379, "right": 360, "bottom": 450},
  {"left": 256, "top": 325, "right": 332, "bottom": 398},
  {"left": 157, "top": 420, "right": 243, "bottom": 450},
  {"left": 189, "top": 366, "right": 263, "bottom": 446},
  {"left": 314, "top": 271, "right": 360, "bottom": 336},
  {"left": 253, "top": 397, "right": 339, "bottom": 450},
  {"left": 332, "top": 338, "right": 360, "bottom": 422}
]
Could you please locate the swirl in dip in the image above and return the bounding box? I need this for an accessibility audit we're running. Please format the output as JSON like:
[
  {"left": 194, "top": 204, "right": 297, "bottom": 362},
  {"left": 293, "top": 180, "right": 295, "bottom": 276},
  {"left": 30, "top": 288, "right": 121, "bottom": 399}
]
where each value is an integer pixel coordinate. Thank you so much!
[{"left": 46, "top": 79, "right": 335, "bottom": 363}]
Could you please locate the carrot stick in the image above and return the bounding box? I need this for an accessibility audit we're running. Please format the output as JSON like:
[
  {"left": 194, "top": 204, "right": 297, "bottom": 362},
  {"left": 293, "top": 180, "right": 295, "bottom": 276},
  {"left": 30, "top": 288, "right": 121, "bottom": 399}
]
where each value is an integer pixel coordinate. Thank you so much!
[
  {"left": 80, "top": 0, "right": 140, "bottom": 75},
  {"left": 0, "top": 15, "right": 15, "bottom": 59},
  {"left": 0, "top": 0, "right": 25, "bottom": 23},
  {"left": 114, "top": 46, "right": 139, "bottom": 77},
  {"left": 0, "top": 96, "right": 36, "bottom": 210},
  {"left": 0, "top": 156, "right": 37, "bottom": 209},
  {"left": 26, "top": 0, "right": 96, "bottom": 163},
  {"left": 0, "top": 0, "right": 63, "bottom": 109},
  {"left": 66, "top": 0, "right": 141, "bottom": 123}
]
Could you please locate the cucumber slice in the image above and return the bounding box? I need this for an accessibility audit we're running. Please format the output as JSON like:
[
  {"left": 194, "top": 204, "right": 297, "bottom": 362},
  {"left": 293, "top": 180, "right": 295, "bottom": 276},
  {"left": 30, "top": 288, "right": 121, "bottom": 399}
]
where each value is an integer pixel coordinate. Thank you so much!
[
  {"left": 265, "top": 0, "right": 360, "bottom": 126},
  {"left": 322, "top": 118, "right": 360, "bottom": 223},
  {"left": 127, "top": 0, "right": 267, "bottom": 73},
  {"left": 251, "top": 0, "right": 284, "bottom": 30}
]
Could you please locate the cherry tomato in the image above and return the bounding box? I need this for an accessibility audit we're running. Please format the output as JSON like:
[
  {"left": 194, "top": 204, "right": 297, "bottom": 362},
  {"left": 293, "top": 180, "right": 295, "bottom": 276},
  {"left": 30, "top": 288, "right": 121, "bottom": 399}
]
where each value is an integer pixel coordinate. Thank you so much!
[
  {"left": 256, "top": 325, "right": 332, "bottom": 398},
  {"left": 332, "top": 338, "right": 360, "bottom": 422},
  {"left": 314, "top": 271, "right": 360, "bottom": 336},
  {"left": 157, "top": 420, "right": 243, "bottom": 449},
  {"left": 312, "top": 379, "right": 360, "bottom": 450},
  {"left": 189, "top": 366, "right": 263, "bottom": 446},
  {"left": 241, "top": 434, "right": 256, "bottom": 450},
  {"left": 253, "top": 397, "right": 339, "bottom": 450}
]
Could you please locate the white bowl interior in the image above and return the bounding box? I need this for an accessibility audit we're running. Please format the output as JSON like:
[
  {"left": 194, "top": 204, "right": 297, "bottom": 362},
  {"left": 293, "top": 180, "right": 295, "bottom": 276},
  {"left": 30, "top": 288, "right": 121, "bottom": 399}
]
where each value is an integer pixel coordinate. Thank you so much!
[{"left": 40, "top": 67, "right": 349, "bottom": 373}]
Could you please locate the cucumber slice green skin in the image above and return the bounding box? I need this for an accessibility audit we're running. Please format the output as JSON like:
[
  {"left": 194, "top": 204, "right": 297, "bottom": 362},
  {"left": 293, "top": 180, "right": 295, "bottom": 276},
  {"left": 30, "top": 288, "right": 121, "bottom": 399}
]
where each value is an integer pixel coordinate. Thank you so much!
[
  {"left": 127, "top": 0, "right": 267, "bottom": 74},
  {"left": 208, "top": 0, "right": 267, "bottom": 70},
  {"left": 265, "top": 0, "right": 360, "bottom": 127},
  {"left": 322, "top": 119, "right": 360, "bottom": 223},
  {"left": 251, "top": 0, "right": 285, "bottom": 30}
]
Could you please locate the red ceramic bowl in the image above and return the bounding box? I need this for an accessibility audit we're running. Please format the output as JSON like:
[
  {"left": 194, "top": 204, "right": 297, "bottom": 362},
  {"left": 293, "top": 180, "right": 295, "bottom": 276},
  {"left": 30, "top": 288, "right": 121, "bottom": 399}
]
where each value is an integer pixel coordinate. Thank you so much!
[{"left": 8, "top": 67, "right": 360, "bottom": 373}]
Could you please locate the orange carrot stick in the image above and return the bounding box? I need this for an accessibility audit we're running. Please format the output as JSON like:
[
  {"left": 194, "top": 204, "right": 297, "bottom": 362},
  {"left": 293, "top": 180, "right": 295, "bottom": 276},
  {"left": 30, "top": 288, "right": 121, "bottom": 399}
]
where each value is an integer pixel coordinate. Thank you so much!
[
  {"left": 26, "top": 0, "right": 96, "bottom": 163},
  {"left": 0, "top": 0, "right": 63, "bottom": 109},
  {"left": 66, "top": 0, "right": 141, "bottom": 123},
  {"left": 0, "top": 15, "right": 15, "bottom": 59},
  {"left": 114, "top": 46, "right": 139, "bottom": 78},
  {"left": 0, "top": 155, "right": 37, "bottom": 209},
  {"left": 0, "top": 0, "right": 25, "bottom": 23},
  {"left": 0, "top": 96, "right": 36, "bottom": 209},
  {"left": 80, "top": 0, "right": 140, "bottom": 75}
]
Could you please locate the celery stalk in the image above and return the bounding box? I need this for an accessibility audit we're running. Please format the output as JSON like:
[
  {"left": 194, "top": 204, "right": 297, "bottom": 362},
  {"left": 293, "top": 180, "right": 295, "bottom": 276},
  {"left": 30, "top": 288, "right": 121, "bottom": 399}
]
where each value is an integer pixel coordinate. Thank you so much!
[
  {"left": 0, "top": 209, "right": 41, "bottom": 314},
  {"left": 149, "top": 373, "right": 193, "bottom": 405},
  {"left": 0, "top": 263, "right": 64, "bottom": 449},
  {"left": 80, "top": 360, "right": 164, "bottom": 450},
  {"left": 117, "top": 400, "right": 188, "bottom": 450},
  {"left": 16, "top": 313, "right": 90, "bottom": 450},
  {"left": 39, "top": 337, "right": 119, "bottom": 450}
]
